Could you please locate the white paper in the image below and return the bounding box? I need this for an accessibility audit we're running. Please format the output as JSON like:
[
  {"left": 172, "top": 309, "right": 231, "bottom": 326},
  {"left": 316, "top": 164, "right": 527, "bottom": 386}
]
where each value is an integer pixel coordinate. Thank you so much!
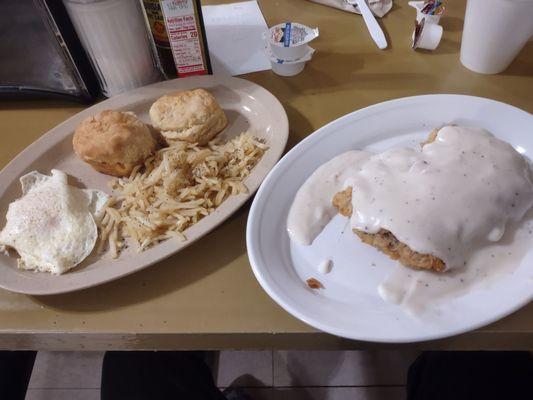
[{"left": 202, "top": 1, "right": 271, "bottom": 76}]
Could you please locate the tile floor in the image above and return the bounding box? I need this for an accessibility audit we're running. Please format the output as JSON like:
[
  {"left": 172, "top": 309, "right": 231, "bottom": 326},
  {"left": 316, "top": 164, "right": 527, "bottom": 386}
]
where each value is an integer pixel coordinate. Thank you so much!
[{"left": 25, "top": 350, "right": 419, "bottom": 399}]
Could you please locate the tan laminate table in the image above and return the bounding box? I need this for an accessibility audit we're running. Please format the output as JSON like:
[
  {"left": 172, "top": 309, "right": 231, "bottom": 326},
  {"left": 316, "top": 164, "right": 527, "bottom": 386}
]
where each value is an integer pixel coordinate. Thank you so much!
[{"left": 0, "top": 0, "right": 532, "bottom": 350}]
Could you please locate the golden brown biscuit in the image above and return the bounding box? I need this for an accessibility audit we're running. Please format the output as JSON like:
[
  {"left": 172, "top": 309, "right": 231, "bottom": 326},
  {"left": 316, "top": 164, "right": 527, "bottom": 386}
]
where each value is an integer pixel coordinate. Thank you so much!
[
  {"left": 73, "top": 110, "right": 156, "bottom": 177},
  {"left": 149, "top": 88, "right": 227, "bottom": 146},
  {"left": 331, "top": 129, "right": 446, "bottom": 273}
]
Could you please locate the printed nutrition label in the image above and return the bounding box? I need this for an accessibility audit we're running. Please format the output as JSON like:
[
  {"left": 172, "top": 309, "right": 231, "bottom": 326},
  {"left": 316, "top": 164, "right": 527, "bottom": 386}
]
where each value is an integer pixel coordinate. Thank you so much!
[{"left": 160, "top": 0, "right": 207, "bottom": 76}]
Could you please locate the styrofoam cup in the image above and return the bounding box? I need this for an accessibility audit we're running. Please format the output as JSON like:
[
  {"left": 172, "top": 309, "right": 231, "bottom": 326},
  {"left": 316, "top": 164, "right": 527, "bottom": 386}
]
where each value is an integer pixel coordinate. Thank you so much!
[{"left": 460, "top": 0, "right": 533, "bottom": 74}]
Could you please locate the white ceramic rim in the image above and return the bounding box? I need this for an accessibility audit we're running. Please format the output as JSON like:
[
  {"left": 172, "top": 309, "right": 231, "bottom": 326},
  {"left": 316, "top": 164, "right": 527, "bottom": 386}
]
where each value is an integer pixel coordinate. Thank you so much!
[{"left": 0, "top": 75, "right": 288, "bottom": 295}]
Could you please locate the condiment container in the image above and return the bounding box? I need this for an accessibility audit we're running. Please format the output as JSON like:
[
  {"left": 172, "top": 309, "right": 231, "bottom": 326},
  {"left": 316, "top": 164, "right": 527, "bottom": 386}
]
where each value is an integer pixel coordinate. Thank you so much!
[
  {"left": 141, "top": 0, "right": 177, "bottom": 78},
  {"left": 412, "top": 19, "right": 443, "bottom": 50},
  {"left": 409, "top": 1, "right": 444, "bottom": 25},
  {"left": 269, "top": 46, "right": 315, "bottom": 77},
  {"left": 268, "top": 22, "right": 319, "bottom": 61},
  {"left": 158, "top": 0, "right": 211, "bottom": 77}
]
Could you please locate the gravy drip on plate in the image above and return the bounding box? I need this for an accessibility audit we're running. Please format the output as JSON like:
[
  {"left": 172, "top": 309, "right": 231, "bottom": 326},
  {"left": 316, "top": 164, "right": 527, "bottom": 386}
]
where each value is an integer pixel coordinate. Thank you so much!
[
  {"left": 378, "top": 208, "right": 533, "bottom": 315},
  {"left": 287, "top": 150, "right": 371, "bottom": 245},
  {"left": 287, "top": 126, "right": 533, "bottom": 271}
]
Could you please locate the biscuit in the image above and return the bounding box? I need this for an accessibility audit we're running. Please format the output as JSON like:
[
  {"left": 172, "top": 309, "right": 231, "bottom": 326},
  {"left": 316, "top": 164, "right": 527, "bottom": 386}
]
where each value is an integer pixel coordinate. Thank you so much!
[
  {"left": 332, "top": 129, "right": 446, "bottom": 272},
  {"left": 149, "top": 88, "right": 227, "bottom": 146},
  {"left": 73, "top": 110, "right": 156, "bottom": 177}
]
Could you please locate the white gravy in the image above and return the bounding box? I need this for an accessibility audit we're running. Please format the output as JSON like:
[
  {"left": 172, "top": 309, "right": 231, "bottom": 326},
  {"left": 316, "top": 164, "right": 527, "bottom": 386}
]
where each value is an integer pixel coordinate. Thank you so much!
[
  {"left": 287, "top": 126, "right": 533, "bottom": 272},
  {"left": 287, "top": 150, "right": 371, "bottom": 245},
  {"left": 378, "top": 208, "right": 533, "bottom": 315}
]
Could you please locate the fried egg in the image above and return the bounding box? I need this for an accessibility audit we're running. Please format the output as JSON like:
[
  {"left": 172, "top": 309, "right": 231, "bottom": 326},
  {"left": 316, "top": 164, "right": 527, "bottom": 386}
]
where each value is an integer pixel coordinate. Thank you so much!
[{"left": 0, "top": 170, "right": 108, "bottom": 274}]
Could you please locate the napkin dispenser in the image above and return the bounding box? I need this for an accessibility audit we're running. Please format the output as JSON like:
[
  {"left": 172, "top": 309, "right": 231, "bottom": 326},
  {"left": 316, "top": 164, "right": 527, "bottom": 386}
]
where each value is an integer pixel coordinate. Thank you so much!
[{"left": 0, "top": 0, "right": 99, "bottom": 101}]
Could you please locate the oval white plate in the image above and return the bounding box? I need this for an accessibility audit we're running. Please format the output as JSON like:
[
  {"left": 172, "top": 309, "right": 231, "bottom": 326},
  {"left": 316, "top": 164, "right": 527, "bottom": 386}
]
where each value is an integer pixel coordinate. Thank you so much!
[
  {"left": 247, "top": 95, "right": 533, "bottom": 343},
  {"left": 0, "top": 76, "right": 288, "bottom": 295}
]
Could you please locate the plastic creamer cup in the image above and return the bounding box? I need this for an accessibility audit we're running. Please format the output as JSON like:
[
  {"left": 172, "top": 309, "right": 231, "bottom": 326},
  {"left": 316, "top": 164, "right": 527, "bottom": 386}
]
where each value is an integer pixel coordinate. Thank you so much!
[
  {"left": 268, "top": 22, "right": 319, "bottom": 61},
  {"left": 269, "top": 46, "right": 315, "bottom": 77},
  {"left": 408, "top": 1, "right": 444, "bottom": 25},
  {"left": 412, "top": 19, "right": 443, "bottom": 50}
]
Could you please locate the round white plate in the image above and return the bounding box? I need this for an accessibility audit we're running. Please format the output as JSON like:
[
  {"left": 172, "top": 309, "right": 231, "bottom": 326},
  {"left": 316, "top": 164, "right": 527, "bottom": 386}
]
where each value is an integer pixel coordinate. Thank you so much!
[
  {"left": 247, "top": 95, "right": 533, "bottom": 343},
  {"left": 0, "top": 76, "right": 288, "bottom": 295}
]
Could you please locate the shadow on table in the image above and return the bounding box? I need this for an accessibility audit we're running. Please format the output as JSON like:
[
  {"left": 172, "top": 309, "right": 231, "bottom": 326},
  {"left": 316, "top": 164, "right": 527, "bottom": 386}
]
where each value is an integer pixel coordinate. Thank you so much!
[
  {"left": 282, "top": 103, "right": 315, "bottom": 151},
  {"left": 501, "top": 42, "right": 533, "bottom": 78},
  {"left": 306, "top": 51, "right": 433, "bottom": 92},
  {"left": 249, "top": 51, "right": 432, "bottom": 101},
  {"left": 32, "top": 205, "right": 250, "bottom": 312},
  {"left": 440, "top": 16, "right": 463, "bottom": 33}
]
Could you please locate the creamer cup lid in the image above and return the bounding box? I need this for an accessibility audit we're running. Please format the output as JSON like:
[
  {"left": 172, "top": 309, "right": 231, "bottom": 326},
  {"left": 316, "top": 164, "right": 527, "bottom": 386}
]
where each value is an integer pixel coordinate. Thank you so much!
[{"left": 269, "top": 22, "right": 319, "bottom": 48}]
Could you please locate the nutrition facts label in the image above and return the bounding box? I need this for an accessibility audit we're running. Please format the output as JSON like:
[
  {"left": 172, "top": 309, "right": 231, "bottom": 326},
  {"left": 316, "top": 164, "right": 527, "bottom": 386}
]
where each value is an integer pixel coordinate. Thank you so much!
[{"left": 160, "top": 0, "right": 207, "bottom": 76}]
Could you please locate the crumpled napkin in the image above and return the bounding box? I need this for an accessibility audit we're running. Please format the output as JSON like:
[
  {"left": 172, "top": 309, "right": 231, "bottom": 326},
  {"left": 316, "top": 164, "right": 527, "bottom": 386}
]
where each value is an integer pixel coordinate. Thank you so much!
[{"left": 309, "top": 0, "right": 393, "bottom": 18}]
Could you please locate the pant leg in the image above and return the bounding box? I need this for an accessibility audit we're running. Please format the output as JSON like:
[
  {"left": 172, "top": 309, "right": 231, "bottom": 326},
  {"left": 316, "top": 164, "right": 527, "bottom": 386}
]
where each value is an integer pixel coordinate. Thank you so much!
[
  {"left": 101, "top": 351, "right": 227, "bottom": 400},
  {"left": 0, "top": 351, "right": 36, "bottom": 400},
  {"left": 407, "top": 351, "right": 533, "bottom": 400}
]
